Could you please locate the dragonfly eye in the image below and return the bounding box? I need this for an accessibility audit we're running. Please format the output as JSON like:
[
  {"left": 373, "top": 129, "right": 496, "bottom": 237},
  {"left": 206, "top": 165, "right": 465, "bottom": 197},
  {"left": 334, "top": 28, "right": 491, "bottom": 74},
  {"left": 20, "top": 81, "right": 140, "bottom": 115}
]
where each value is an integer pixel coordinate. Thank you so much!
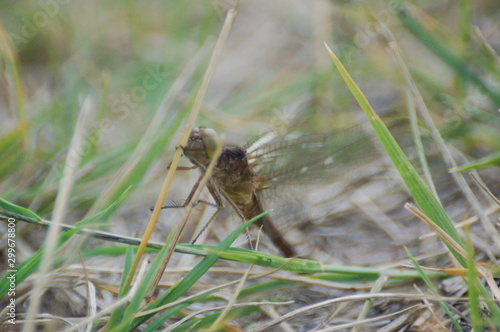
[
  {"left": 188, "top": 127, "right": 200, "bottom": 141},
  {"left": 198, "top": 127, "right": 221, "bottom": 159}
]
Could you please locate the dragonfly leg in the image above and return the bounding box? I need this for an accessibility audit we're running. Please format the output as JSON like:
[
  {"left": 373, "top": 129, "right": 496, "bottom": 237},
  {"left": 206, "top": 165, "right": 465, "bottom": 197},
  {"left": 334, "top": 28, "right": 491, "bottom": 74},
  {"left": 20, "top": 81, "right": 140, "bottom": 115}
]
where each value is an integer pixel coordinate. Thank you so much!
[
  {"left": 192, "top": 200, "right": 218, "bottom": 208},
  {"left": 155, "top": 173, "right": 204, "bottom": 211},
  {"left": 190, "top": 183, "right": 225, "bottom": 244},
  {"left": 166, "top": 162, "right": 198, "bottom": 171},
  {"left": 158, "top": 199, "right": 218, "bottom": 210},
  {"left": 191, "top": 208, "right": 220, "bottom": 244}
]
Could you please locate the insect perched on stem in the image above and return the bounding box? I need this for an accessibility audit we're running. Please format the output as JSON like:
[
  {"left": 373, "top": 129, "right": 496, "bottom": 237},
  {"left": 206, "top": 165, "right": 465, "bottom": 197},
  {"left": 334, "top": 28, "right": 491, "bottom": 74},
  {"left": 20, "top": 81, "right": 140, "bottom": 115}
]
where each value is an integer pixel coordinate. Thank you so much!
[{"left": 162, "top": 126, "right": 335, "bottom": 257}]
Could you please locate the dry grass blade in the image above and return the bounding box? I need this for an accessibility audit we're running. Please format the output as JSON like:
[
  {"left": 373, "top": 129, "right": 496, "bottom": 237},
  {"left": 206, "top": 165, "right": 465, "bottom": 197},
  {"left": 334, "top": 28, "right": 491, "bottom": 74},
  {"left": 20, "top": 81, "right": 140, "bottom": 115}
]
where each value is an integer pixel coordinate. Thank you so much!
[
  {"left": 260, "top": 305, "right": 295, "bottom": 332},
  {"left": 419, "top": 205, "right": 500, "bottom": 240},
  {"left": 3, "top": 2, "right": 499, "bottom": 330},
  {"left": 87, "top": 41, "right": 211, "bottom": 216},
  {"left": 208, "top": 257, "right": 254, "bottom": 330},
  {"left": 382, "top": 24, "right": 500, "bottom": 251},
  {"left": 123, "top": 5, "right": 239, "bottom": 294},
  {"left": 351, "top": 274, "right": 389, "bottom": 332},
  {"left": 405, "top": 202, "right": 500, "bottom": 300},
  {"left": 79, "top": 252, "right": 97, "bottom": 332},
  {"left": 317, "top": 304, "right": 427, "bottom": 332},
  {"left": 62, "top": 258, "right": 149, "bottom": 332},
  {"left": 405, "top": 88, "right": 439, "bottom": 199},
  {"left": 471, "top": 172, "right": 500, "bottom": 206},
  {"left": 137, "top": 262, "right": 297, "bottom": 318},
  {"left": 472, "top": 25, "right": 500, "bottom": 62},
  {"left": 405, "top": 203, "right": 468, "bottom": 261},
  {"left": 145, "top": 140, "right": 223, "bottom": 298},
  {"left": 24, "top": 96, "right": 94, "bottom": 332},
  {"left": 412, "top": 284, "right": 449, "bottom": 332},
  {"left": 163, "top": 301, "right": 294, "bottom": 332},
  {"left": 247, "top": 293, "right": 455, "bottom": 332}
]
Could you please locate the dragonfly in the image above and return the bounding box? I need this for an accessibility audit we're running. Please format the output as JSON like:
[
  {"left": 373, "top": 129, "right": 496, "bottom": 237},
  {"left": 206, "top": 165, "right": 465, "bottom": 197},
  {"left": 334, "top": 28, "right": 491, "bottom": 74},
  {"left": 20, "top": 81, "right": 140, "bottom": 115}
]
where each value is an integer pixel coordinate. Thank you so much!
[{"left": 162, "top": 126, "right": 338, "bottom": 257}]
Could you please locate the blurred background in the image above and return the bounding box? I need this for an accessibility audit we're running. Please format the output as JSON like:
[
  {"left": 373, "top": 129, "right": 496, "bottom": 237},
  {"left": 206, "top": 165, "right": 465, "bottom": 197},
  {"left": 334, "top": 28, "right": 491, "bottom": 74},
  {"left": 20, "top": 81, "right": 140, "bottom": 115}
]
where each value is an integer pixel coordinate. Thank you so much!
[{"left": 1, "top": 0, "right": 499, "bottom": 330}]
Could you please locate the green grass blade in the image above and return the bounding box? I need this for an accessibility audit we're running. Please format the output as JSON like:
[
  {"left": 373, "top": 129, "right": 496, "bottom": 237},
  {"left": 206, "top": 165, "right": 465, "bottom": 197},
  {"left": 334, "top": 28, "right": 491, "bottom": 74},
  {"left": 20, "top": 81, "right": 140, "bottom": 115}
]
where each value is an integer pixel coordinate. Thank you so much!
[
  {"left": 169, "top": 306, "right": 262, "bottom": 332},
  {"left": 0, "top": 198, "right": 41, "bottom": 221},
  {"left": 0, "top": 187, "right": 131, "bottom": 298},
  {"left": 326, "top": 42, "right": 500, "bottom": 321},
  {"left": 405, "top": 247, "right": 463, "bottom": 332},
  {"left": 107, "top": 231, "right": 175, "bottom": 331},
  {"left": 451, "top": 151, "right": 500, "bottom": 172},
  {"left": 397, "top": 9, "right": 500, "bottom": 105},
  {"left": 326, "top": 44, "right": 465, "bottom": 264},
  {"left": 128, "top": 213, "right": 263, "bottom": 329},
  {"left": 105, "top": 245, "right": 135, "bottom": 329}
]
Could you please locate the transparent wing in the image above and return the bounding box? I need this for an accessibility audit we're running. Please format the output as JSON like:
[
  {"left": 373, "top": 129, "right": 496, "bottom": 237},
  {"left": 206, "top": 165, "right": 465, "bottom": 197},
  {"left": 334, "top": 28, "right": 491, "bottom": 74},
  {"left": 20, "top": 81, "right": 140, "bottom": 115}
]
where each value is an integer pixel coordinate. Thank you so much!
[
  {"left": 246, "top": 126, "right": 378, "bottom": 191},
  {"left": 244, "top": 125, "right": 380, "bottom": 232}
]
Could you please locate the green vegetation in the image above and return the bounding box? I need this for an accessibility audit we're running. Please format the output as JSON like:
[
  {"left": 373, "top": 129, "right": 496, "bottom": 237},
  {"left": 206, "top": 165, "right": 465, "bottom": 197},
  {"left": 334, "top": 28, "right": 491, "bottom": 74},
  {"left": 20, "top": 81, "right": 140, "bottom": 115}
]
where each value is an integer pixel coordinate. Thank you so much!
[{"left": 1, "top": 1, "right": 499, "bottom": 330}]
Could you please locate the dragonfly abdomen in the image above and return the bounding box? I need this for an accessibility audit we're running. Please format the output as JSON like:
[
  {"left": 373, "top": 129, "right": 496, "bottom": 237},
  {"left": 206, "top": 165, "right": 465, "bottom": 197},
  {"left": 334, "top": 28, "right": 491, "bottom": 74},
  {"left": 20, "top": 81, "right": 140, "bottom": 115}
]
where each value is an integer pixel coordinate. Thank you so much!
[{"left": 243, "top": 193, "right": 297, "bottom": 257}]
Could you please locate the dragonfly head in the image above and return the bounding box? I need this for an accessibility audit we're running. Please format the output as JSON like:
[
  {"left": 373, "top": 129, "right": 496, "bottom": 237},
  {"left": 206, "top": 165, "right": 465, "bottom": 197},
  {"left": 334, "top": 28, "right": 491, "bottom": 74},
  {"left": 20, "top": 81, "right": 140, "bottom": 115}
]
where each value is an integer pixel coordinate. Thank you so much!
[{"left": 185, "top": 127, "right": 222, "bottom": 166}]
